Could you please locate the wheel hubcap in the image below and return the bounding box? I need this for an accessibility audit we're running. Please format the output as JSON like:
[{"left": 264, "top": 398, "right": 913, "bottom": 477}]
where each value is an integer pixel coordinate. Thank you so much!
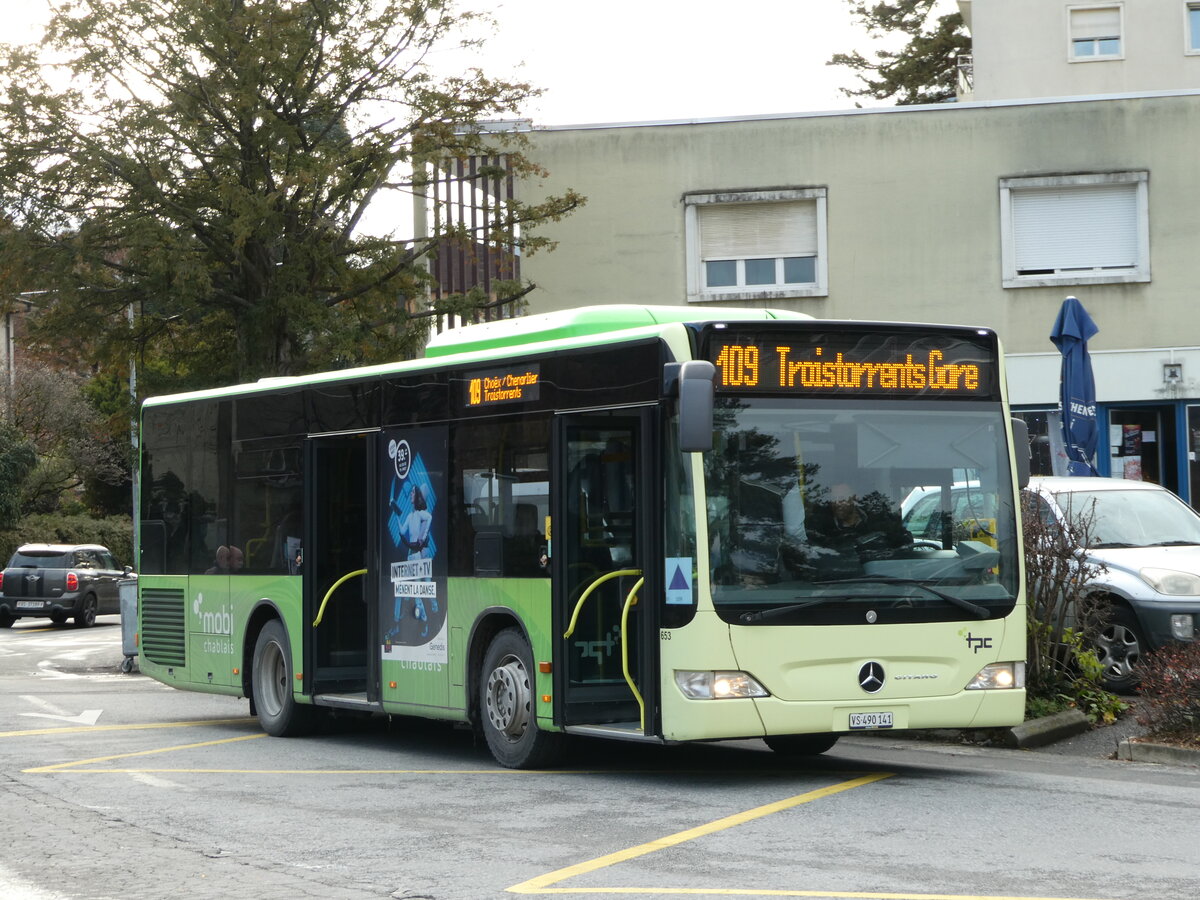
[
  {"left": 486, "top": 655, "right": 531, "bottom": 742},
  {"left": 1097, "top": 625, "right": 1139, "bottom": 678},
  {"left": 257, "top": 642, "right": 286, "bottom": 717}
]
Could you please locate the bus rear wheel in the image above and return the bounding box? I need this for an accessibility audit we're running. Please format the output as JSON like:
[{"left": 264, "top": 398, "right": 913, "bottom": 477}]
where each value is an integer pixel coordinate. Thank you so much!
[
  {"left": 480, "top": 628, "right": 565, "bottom": 769},
  {"left": 252, "top": 619, "right": 316, "bottom": 737},
  {"left": 764, "top": 733, "right": 840, "bottom": 756}
]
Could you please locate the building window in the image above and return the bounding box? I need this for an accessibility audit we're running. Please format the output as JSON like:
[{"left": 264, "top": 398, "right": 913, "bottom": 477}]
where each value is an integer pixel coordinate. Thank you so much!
[
  {"left": 685, "top": 188, "right": 828, "bottom": 302},
  {"left": 999, "top": 172, "right": 1149, "bottom": 288},
  {"left": 1068, "top": 5, "right": 1123, "bottom": 60},
  {"left": 1188, "top": 2, "right": 1200, "bottom": 54}
]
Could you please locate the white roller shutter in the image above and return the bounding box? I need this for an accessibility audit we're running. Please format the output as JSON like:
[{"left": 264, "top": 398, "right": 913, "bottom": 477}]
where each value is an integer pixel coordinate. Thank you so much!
[
  {"left": 1070, "top": 6, "right": 1120, "bottom": 40},
  {"left": 1012, "top": 183, "right": 1138, "bottom": 273},
  {"left": 699, "top": 201, "right": 816, "bottom": 261}
]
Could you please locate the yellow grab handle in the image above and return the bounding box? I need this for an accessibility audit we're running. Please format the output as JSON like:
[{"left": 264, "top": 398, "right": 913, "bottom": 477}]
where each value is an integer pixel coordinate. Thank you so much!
[
  {"left": 312, "top": 568, "right": 367, "bottom": 627},
  {"left": 620, "top": 577, "right": 646, "bottom": 731},
  {"left": 562, "top": 568, "right": 642, "bottom": 639}
]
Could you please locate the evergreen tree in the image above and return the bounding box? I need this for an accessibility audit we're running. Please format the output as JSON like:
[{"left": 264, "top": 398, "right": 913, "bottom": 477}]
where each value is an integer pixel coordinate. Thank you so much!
[{"left": 829, "top": 1, "right": 970, "bottom": 106}]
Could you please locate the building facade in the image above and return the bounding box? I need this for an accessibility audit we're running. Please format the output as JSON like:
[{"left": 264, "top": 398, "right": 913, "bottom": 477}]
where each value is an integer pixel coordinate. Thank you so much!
[{"left": 425, "top": 2, "right": 1200, "bottom": 506}]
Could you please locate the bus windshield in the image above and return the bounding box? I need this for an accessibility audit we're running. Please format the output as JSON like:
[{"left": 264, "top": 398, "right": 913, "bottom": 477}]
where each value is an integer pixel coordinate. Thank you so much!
[{"left": 703, "top": 397, "right": 1019, "bottom": 625}]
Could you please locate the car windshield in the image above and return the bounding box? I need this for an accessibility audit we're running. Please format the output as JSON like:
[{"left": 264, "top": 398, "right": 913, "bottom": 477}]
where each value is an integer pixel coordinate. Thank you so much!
[
  {"left": 703, "top": 398, "right": 1020, "bottom": 625},
  {"left": 1057, "top": 488, "right": 1200, "bottom": 548}
]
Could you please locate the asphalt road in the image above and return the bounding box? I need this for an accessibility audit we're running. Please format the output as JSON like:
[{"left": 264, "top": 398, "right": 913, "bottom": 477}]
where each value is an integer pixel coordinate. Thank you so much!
[{"left": 3, "top": 616, "right": 1198, "bottom": 900}]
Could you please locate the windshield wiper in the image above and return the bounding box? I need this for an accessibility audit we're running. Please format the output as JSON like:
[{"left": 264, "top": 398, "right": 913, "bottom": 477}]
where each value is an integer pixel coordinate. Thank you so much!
[
  {"left": 811, "top": 576, "right": 990, "bottom": 619},
  {"left": 739, "top": 597, "right": 840, "bottom": 623},
  {"left": 1089, "top": 541, "right": 1138, "bottom": 549},
  {"left": 1145, "top": 540, "right": 1200, "bottom": 547}
]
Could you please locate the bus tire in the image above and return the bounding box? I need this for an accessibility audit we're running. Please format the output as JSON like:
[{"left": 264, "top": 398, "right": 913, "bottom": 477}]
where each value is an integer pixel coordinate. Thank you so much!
[
  {"left": 479, "top": 628, "right": 565, "bottom": 769},
  {"left": 252, "top": 619, "right": 316, "bottom": 737},
  {"left": 764, "top": 733, "right": 840, "bottom": 756}
]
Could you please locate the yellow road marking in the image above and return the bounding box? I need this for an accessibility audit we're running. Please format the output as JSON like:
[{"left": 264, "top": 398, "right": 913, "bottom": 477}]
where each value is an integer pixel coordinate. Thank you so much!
[
  {"left": 0, "top": 718, "right": 254, "bottom": 738},
  {"left": 508, "top": 891, "right": 1115, "bottom": 899},
  {"left": 49, "top": 767, "right": 607, "bottom": 775},
  {"left": 509, "top": 773, "right": 892, "bottom": 894},
  {"left": 507, "top": 772, "right": 1113, "bottom": 900},
  {"left": 25, "top": 733, "right": 267, "bottom": 772}
]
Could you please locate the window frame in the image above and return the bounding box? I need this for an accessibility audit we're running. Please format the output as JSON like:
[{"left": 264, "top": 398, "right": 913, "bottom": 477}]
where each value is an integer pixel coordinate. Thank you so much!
[
  {"left": 684, "top": 187, "right": 828, "bottom": 303},
  {"left": 999, "top": 172, "right": 1150, "bottom": 289},
  {"left": 1067, "top": 4, "right": 1124, "bottom": 62},
  {"left": 1187, "top": 1, "right": 1200, "bottom": 55}
]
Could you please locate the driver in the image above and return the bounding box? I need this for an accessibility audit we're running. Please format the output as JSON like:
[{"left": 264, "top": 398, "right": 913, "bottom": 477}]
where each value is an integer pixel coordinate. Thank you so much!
[{"left": 790, "top": 482, "right": 912, "bottom": 578}]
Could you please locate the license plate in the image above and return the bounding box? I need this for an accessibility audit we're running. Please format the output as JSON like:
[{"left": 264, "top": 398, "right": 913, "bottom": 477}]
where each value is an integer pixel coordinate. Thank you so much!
[
  {"left": 849, "top": 711, "right": 893, "bottom": 730},
  {"left": 16, "top": 601, "right": 44, "bottom": 609}
]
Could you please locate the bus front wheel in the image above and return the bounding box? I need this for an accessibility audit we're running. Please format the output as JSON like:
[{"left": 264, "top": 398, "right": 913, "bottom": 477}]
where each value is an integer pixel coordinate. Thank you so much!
[
  {"left": 479, "top": 628, "right": 565, "bottom": 769},
  {"left": 764, "top": 733, "right": 840, "bottom": 756},
  {"left": 252, "top": 619, "right": 316, "bottom": 737}
]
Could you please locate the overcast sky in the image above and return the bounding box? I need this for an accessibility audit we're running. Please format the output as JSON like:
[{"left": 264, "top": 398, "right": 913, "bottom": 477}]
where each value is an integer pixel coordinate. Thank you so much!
[
  {"left": 5, "top": 0, "right": 929, "bottom": 125},
  {"left": 435, "top": 0, "right": 902, "bottom": 125}
]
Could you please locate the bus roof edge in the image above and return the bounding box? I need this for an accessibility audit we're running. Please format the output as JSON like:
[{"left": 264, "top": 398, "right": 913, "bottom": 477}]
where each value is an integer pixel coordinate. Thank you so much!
[{"left": 423, "top": 304, "right": 812, "bottom": 358}]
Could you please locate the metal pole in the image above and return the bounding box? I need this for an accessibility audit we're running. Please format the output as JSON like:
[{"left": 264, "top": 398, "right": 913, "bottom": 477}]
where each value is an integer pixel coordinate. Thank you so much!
[{"left": 129, "top": 303, "right": 139, "bottom": 565}]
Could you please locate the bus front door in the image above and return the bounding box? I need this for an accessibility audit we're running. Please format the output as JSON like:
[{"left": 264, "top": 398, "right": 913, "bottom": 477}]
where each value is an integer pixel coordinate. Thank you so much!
[
  {"left": 305, "top": 433, "right": 377, "bottom": 700},
  {"left": 555, "top": 412, "right": 659, "bottom": 734}
]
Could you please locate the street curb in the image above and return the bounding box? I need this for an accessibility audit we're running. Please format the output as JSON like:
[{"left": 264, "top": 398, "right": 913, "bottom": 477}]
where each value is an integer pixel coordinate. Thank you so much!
[
  {"left": 1117, "top": 739, "right": 1200, "bottom": 767},
  {"left": 1004, "top": 709, "right": 1090, "bottom": 749}
]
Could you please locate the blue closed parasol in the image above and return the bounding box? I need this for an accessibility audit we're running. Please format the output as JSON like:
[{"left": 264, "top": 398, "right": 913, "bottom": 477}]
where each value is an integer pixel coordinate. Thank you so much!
[{"left": 1049, "top": 296, "right": 1100, "bottom": 476}]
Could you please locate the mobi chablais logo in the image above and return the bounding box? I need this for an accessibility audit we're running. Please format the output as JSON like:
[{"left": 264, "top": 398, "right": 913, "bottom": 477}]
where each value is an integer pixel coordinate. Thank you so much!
[{"left": 193, "top": 591, "right": 233, "bottom": 636}]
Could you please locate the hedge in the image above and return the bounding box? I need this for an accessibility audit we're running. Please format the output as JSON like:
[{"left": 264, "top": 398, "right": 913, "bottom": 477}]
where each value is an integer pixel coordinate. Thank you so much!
[{"left": 0, "top": 514, "right": 135, "bottom": 569}]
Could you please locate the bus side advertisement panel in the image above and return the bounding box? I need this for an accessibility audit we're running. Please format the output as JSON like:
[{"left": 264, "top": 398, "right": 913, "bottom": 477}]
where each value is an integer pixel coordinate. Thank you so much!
[{"left": 380, "top": 426, "right": 450, "bottom": 707}]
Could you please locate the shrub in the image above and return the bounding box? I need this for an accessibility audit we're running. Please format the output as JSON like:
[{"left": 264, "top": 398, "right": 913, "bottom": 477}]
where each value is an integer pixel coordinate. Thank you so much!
[
  {"left": 1021, "top": 491, "right": 1126, "bottom": 724},
  {"left": 1135, "top": 642, "right": 1200, "bottom": 743}
]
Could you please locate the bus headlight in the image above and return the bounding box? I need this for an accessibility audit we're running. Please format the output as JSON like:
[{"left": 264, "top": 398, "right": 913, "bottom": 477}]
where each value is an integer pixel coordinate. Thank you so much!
[
  {"left": 674, "top": 670, "right": 769, "bottom": 700},
  {"left": 965, "top": 661, "right": 1025, "bottom": 690}
]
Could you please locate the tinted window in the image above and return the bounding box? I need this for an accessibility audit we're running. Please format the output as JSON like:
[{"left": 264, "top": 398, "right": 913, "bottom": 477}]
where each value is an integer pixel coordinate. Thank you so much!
[{"left": 450, "top": 416, "right": 550, "bottom": 578}]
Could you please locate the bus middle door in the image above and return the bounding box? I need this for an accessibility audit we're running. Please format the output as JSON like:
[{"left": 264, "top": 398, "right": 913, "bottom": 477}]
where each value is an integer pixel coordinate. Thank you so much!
[{"left": 554, "top": 411, "right": 659, "bottom": 734}]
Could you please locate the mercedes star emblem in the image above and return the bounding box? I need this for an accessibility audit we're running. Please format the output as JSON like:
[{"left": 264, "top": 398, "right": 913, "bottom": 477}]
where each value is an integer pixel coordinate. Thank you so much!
[{"left": 858, "top": 661, "right": 885, "bottom": 693}]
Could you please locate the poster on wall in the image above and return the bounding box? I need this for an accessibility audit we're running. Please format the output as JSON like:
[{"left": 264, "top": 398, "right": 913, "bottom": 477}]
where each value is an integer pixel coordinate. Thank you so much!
[{"left": 380, "top": 426, "right": 448, "bottom": 665}]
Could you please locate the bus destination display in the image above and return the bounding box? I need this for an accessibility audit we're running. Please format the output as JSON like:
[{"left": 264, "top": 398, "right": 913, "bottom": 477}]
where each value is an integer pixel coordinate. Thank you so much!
[
  {"left": 464, "top": 363, "right": 541, "bottom": 408},
  {"left": 707, "top": 330, "right": 996, "bottom": 398}
]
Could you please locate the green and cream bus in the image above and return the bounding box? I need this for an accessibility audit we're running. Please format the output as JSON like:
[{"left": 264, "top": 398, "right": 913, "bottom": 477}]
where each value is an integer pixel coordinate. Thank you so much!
[{"left": 135, "top": 305, "right": 1029, "bottom": 768}]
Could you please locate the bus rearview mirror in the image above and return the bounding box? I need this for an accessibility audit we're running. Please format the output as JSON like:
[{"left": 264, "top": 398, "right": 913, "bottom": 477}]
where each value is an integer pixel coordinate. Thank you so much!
[{"left": 678, "top": 361, "right": 716, "bottom": 452}]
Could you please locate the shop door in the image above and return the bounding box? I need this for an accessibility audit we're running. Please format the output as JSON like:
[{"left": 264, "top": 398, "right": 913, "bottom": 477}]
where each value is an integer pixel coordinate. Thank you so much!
[
  {"left": 554, "top": 411, "right": 659, "bottom": 731},
  {"left": 1109, "top": 406, "right": 1176, "bottom": 491}
]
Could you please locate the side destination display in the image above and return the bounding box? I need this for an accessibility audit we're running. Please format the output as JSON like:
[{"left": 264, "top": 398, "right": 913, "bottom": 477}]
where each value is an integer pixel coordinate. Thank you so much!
[
  {"left": 705, "top": 327, "right": 999, "bottom": 400},
  {"left": 464, "top": 363, "right": 541, "bottom": 408}
]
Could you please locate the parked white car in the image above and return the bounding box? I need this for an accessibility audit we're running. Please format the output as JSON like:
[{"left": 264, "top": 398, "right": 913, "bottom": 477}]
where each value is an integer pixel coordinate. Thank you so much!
[{"left": 1023, "top": 476, "right": 1200, "bottom": 692}]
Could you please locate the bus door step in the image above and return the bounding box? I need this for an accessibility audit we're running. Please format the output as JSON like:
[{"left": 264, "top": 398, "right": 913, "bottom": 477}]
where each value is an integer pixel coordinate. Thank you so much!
[
  {"left": 563, "top": 722, "right": 662, "bottom": 744},
  {"left": 313, "top": 692, "right": 380, "bottom": 712}
]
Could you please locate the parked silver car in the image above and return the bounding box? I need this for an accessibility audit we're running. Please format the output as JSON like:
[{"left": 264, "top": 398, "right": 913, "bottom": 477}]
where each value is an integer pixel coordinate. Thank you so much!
[
  {"left": 1024, "top": 476, "right": 1200, "bottom": 692},
  {"left": 0, "top": 543, "right": 131, "bottom": 628}
]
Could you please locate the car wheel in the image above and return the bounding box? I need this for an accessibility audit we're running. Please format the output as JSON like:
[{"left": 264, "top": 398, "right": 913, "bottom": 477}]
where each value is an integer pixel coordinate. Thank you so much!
[
  {"left": 479, "top": 628, "right": 565, "bottom": 769},
  {"left": 0, "top": 612, "right": 14, "bottom": 628},
  {"left": 251, "top": 619, "right": 317, "bottom": 736},
  {"left": 73, "top": 595, "right": 98, "bottom": 628},
  {"left": 763, "top": 733, "right": 840, "bottom": 756},
  {"left": 1094, "top": 606, "right": 1145, "bottom": 694},
  {"left": 50, "top": 611, "right": 67, "bottom": 625}
]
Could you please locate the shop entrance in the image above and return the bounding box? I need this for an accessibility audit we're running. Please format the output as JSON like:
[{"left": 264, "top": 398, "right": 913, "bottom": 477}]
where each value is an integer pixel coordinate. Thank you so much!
[{"left": 1107, "top": 405, "right": 1177, "bottom": 492}]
